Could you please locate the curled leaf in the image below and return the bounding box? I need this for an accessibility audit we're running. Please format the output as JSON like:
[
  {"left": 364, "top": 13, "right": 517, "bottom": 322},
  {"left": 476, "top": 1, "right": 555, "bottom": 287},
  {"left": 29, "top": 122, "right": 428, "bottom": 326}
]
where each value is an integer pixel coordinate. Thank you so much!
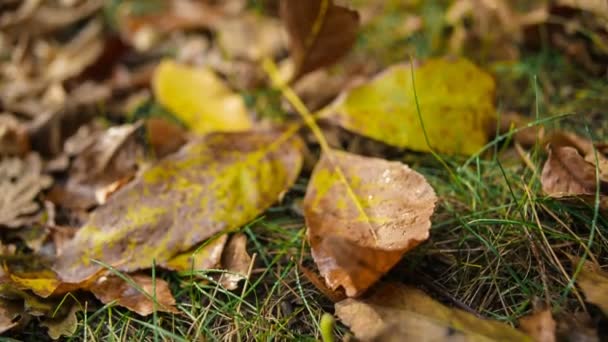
[
  {"left": 322, "top": 58, "right": 496, "bottom": 155},
  {"left": 541, "top": 146, "right": 598, "bottom": 197},
  {"left": 219, "top": 233, "right": 252, "bottom": 290},
  {"left": 304, "top": 150, "right": 436, "bottom": 296},
  {"left": 335, "top": 282, "right": 532, "bottom": 341},
  {"left": 90, "top": 273, "right": 177, "bottom": 316},
  {"left": 152, "top": 60, "right": 253, "bottom": 134},
  {"left": 53, "top": 130, "right": 303, "bottom": 283},
  {"left": 573, "top": 258, "right": 608, "bottom": 316},
  {"left": 519, "top": 309, "right": 556, "bottom": 342},
  {"left": 280, "top": 0, "right": 360, "bottom": 80}
]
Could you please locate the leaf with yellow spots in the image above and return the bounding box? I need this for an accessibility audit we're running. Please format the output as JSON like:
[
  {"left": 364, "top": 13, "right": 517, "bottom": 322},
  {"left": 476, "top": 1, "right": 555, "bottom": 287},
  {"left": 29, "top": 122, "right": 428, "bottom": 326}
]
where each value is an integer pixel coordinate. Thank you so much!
[
  {"left": 152, "top": 60, "right": 253, "bottom": 134},
  {"left": 320, "top": 57, "right": 496, "bottom": 155},
  {"left": 53, "top": 129, "right": 303, "bottom": 283},
  {"left": 304, "top": 150, "right": 436, "bottom": 297}
]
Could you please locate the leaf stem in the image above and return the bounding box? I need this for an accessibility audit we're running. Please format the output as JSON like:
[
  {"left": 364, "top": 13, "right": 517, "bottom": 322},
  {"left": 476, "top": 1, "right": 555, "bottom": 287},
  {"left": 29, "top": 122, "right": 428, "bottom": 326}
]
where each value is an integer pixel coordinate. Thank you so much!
[{"left": 263, "top": 58, "right": 378, "bottom": 242}]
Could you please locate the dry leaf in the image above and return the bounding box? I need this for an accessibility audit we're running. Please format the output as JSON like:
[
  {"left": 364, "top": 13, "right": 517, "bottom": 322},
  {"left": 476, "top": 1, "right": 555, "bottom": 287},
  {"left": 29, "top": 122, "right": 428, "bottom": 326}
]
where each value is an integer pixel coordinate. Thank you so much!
[
  {"left": 219, "top": 233, "right": 252, "bottom": 290},
  {"left": 304, "top": 150, "right": 436, "bottom": 296},
  {"left": 152, "top": 60, "right": 253, "bottom": 134},
  {"left": 145, "top": 118, "right": 188, "bottom": 159},
  {"left": 90, "top": 273, "right": 177, "bottom": 316},
  {"left": 64, "top": 122, "right": 144, "bottom": 209},
  {"left": 519, "top": 309, "right": 556, "bottom": 342},
  {"left": 541, "top": 146, "right": 598, "bottom": 197},
  {"left": 0, "top": 298, "right": 24, "bottom": 334},
  {"left": 0, "top": 114, "right": 30, "bottom": 156},
  {"left": 0, "top": 153, "right": 52, "bottom": 227},
  {"left": 41, "top": 303, "right": 80, "bottom": 340},
  {"left": 497, "top": 112, "right": 544, "bottom": 147},
  {"left": 217, "top": 13, "right": 285, "bottom": 61},
  {"left": 162, "top": 234, "right": 228, "bottom": 272},
  {"left": 322, "top": 58, "right": 496, "bottom": 155},
  {"left": 573, "top": 258, "right": 608, "bottom": 316},
  {"left": 335, "top": 282, "right": 532, "bottom": 341},
  {"left": 53, "top": 130, "right": 303, "bottom": 284},
  {"left": 280, "top": 0, "right": 360, "bottom": 80}
]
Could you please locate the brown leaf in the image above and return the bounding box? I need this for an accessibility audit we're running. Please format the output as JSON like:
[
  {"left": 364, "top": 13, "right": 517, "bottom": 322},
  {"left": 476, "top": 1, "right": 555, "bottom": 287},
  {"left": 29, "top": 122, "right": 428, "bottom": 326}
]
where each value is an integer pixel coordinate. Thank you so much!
[
  {"left": 0, "top": 114, "right": 30, "bottom": 156},
  {"left": 541, "top": 146, "right": 598, "bottom": 197},
  {"left": 40, "top": 303, "right": 80, "bottom": 340},
  {"left": 90, "top": 273, "right": 178, "bottom": 316},
  {"left": 280, "top": 0, "right": 359, "bottom": 80},
  {"left": 304, "top": 150, "right": 436, "bottom": 296},
  {"left": 519, "top": 309, "right": 556, "bottom": 342},
  {"left": 497, "top": 112, "right": 544, "bottom": 147},
  {"left": 0, "top": 298, "right": 25, "bottom": 334},
  {"left": 219, "top": 233, "right": 252, "bottom": 290},
  {"left": 145, "top": 118, "right": 188, "bottom": 159},
  {"left": 0, "top": 153, "right": 52, "bottom": 227},
  {"left": 335, "top": 282, "right": 532, "bottom": 341},
  {"left": 63, "top": 122, "right": 144, "bottom": 209},
  {"left": 573, "top": 258, "right": 608, "bottom": 316}
]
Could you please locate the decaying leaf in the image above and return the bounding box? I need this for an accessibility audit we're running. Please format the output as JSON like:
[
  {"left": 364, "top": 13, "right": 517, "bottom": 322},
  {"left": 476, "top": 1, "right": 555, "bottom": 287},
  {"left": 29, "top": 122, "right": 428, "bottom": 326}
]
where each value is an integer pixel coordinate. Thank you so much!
[
  {"left": 0, "top": 153, "right": 52, "bottom": 227},
  {"left": 304, "top": 150, "right": 436, "bottom": 296},
  {"left": 53, "top": 130, "right": 303, "bottom": 283},
  {"left": 280, "top": 0, "right": 360, "bottom": 80},
  {"left": 541, "top": 146, "right": 598, "bottom": 197},
  {"left": 0, "top": 114, "right": 30, "bottom": 156},
  {"left": 540, "top": 131, "right": 608, "bottom": 198},
  {"left": 219, "top": 233, "right": 252, "bottom": 290},
  {"left": 64, "top": 122, "right": 144, "bottom": 209},
  {"left": 41, "top": 303, "right": 80, "bottom": 340},
  {"left": 90, "top": 273, "right": 177, "bottom": 316},
  {"left": 322, "top": 58, "right": 496, "bottom": 155},
  {"left": 145, "top": 118, "right": 188, "bottom": 159},
  {"left": 519, "top": 309, "right": 556, "bottom": 342},
  {"left": 573, "top": 258, "right": 608, "bottom": 316},
  {"left": 162, "top": 234, "right": 228, "bottom": 272},
  {"left": 335, "top": 282, "right": 532, "bottom": 341},
  {"left": 152, "top": 60, "right": 253, "bottom": 134},
  {"left": 0, "top": 298, "right": 24, "bottom": 334},
  {"left": 217, "top": 13, "right": 285, "bottom": 62}
]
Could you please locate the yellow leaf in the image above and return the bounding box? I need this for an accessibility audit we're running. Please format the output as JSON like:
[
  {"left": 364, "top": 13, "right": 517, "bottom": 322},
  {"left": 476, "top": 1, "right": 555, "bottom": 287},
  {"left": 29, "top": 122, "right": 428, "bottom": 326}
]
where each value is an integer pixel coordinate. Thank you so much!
[
  {"left": 322, "top": 57, "right": 496, "bottom": 155},
  {"left": 336, "top": 282, "right": 532, "bottom": 341},
  {"left": 152, "top": 60, "right": 253, "bottom": 134}
]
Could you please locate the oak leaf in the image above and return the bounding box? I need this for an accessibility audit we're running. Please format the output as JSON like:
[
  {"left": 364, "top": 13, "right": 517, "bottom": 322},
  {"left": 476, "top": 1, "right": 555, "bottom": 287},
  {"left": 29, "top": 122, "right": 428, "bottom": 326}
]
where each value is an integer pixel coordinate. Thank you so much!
[
  {"left": 280, "top": 0, "right": 359, "bottom": 80},
  {"left": 304, "top": 150, "right": 436, "bottom": 297},
  {"left": 53, "top": 130, "right": 303, "bottom": 283},
  {"left": 321, "top": 58, "right": 496, "bottom": 155},
  {"left": 335, "top": 282, "right": 532, "bottom": 341}
]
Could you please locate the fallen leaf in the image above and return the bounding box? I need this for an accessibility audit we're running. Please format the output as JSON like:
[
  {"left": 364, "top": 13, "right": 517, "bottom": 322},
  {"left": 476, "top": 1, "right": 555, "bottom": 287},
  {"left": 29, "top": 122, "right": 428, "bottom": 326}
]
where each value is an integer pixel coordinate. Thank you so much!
[
  {"left": 0, "top": 153, "right": 52, "bottom": 227},
  {"left": 322, "top": 58, "right": 496, "bottom": 155},
  {"left": 53, "top": 130, "right": 303, "bottom": 283},
  {"left": 304, "top": 150, "right": 436, "bottom": 296},
  {"left": 0, "top": 114, "right": 30, "bottom": 156},
  {"left": 519, "top": 309, "right": 556, "bottom": 342},
  {"left": 64, "top": 122, "right": 144, "bottom": 209},
  {"left": 573, "top": 258, "right": 608, "bottom": 316},
  {"left": 219, "top": 233, "right": 252, "bottom": 290},
  {"left": 145, "top": 117, "right": 188, "bottom": 158},
  {"left": 217, "top": 12, "right": 285, "bottom": 61},
  {"left": 152, "top": 60, "right": 253, "bottom": 134},
  {"left": 280, "top": 0, "right": 360, "bottom": 80},
  {"left": 544, "top": 132, "right": 608, "bottom": 183},
  {"left": 541, "top": 146, "right": 599, "bottom": 197},
  {"left": 335, "top": 282, "right": 532, "bottom": 341},
  {"left": 162, "top": 234, "right": 228, "bottom": 272},
  {"left": 90, "top": 273, "right": 177, "bottom": 316},
  {"left": 41, "top": 303, "right": 80, "bottom": 340},
  {"left": 555, "top": 311, "right": 600, "bottom": 342},
  {"left": 0, "top": 298, "right": 24, "bottom": 334},
  {"left": 497, "top": 112, "right": 544, "bottom": 147}
]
